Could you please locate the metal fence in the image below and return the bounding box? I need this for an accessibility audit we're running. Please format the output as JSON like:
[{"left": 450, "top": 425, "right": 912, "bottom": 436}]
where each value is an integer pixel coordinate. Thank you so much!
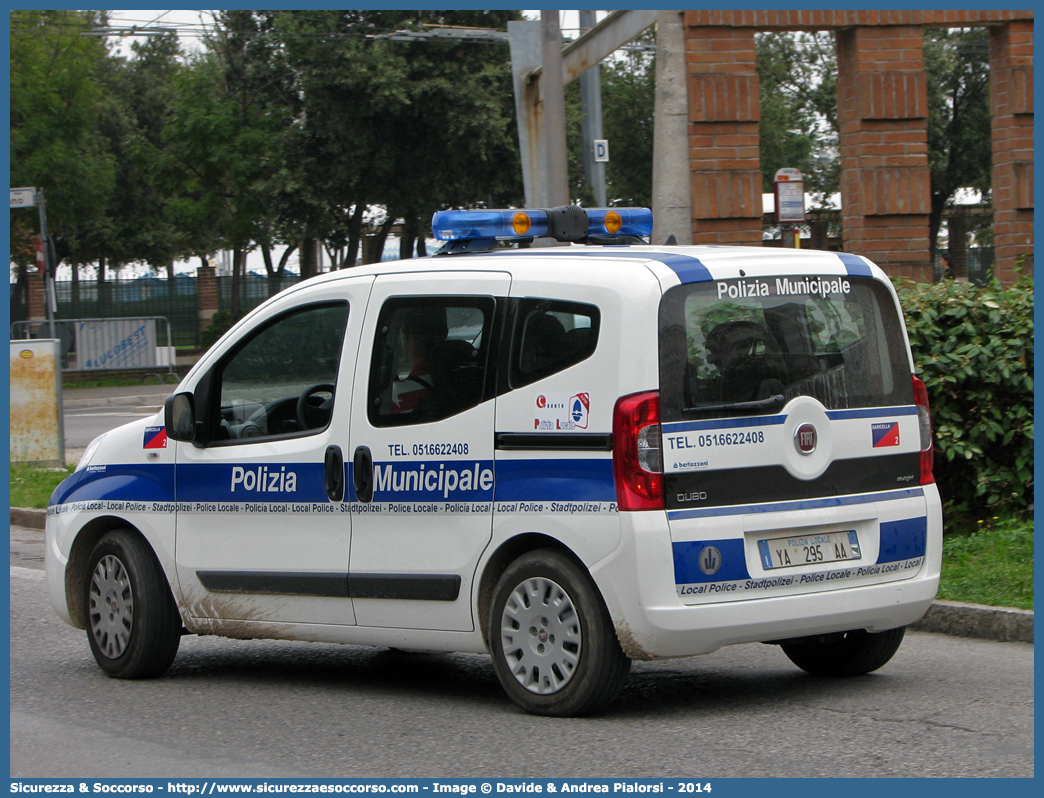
[
  {"left": 217, "top": 273, "right": 303, "bottom": 316},
  {"left": 11, "top": 316, "right": 176, "bottom": 378},
  {"left": 8, "top": 272, "right": 302, "bottom": 350},
  {"left": 49, "top": 277, "right": 200, "bottom": 347}
]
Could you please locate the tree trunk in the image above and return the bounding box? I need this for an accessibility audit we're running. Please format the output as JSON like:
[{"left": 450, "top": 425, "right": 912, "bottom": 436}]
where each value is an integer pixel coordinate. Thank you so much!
[
  {"left": 344, "top": 204, "right": 365, "bottom": 269},
  {"left": 299, "top": 238, "right": 316, "bottom": 278},
  {"left": 70, "top": 259, "right": 80, "bottom": 305},
  {"left": 928, "top": 194, "right": 946, "bottom": 278},
  {"left": 947, "top": 214, "right": 968, "bottom": 280},
  {"left": 261, "top": 242, "right": 275, "bottom": 277},
  {"left": 277, "top": 243, "right": 297, "bottom": 276},
  {"left": 400, "top": 215, "right": 418, "bottom": 261},
  {"left": 230, "top": 247, "right": 243, "bottom": 318},
  {"left": 364, "top": 218, "right": 395, "bottom": 265}
]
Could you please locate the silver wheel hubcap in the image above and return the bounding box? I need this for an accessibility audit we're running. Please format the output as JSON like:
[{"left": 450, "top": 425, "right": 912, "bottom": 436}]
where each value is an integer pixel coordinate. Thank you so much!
[
  {"left": 500, "top": 576, "right": 582, "bottom": 694},
  {"left": 89, "top": 554, "right": 133, "bottom": 659}
]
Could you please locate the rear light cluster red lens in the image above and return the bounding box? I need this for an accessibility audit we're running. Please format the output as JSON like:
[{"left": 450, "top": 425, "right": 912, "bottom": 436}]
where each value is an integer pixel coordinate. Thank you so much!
[
  {"left": 612, "top": 391, "right": 664, "bottom": 510},
  {"left": 912, "top": 376, "right": 935, "bottom": 485}
]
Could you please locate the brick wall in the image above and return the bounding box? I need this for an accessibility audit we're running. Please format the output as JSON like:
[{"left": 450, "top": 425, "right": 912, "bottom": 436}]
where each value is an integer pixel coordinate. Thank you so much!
[
  {"left": 990, "top": 19, "right": 1035, "bottom": 283},
  {"left": 197, "top": 265, "right": 218, "bottom": 331},
  {"left": 681, "top": 9, "right": 1032, "bottom": 284},
  {"left": 685, "top": 27, "right": 763, "bottom": 245},
  {"left": 26, "top": 272, "right": 47, "bottom": 321}
]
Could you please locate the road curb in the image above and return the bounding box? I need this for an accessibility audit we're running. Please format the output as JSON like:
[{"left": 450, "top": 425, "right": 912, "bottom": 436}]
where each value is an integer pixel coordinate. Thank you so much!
[
  {"left": 910, "top": 600, "right": 1033, "bottom": 643},
  {"left": 11, "top": 508, "right": 46, "bottom": 530},
  {"left": 10, "top": 507, "right": 1033, "bottom": 644},
  {"left": 63, "top": 394, "right": 169, "bottom": 410}
]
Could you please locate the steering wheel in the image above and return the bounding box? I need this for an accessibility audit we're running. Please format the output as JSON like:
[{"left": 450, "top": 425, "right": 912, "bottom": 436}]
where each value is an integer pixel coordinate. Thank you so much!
[{"left": 296, "top": 383, "right": 336, "bottom": 430}]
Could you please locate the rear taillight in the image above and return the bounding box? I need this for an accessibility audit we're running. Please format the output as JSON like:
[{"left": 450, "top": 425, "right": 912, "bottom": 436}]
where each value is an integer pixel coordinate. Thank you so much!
[
  {"left": 912, "top": 376, "right": 934, "bottom": 484},
  {"left": 613, "top": 391, "right": 663, "bottom": 510}
]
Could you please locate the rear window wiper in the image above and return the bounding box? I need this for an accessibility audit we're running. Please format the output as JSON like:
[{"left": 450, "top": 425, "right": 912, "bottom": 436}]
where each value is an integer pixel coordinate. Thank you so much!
[{"left": 683, "top": 394, "right": 785, "bottom": 414}]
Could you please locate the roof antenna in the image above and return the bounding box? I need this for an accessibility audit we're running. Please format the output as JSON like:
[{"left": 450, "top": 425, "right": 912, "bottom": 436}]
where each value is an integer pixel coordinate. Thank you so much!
[{"left": 663, "top": 233, "right": 678, "bottom": 246}]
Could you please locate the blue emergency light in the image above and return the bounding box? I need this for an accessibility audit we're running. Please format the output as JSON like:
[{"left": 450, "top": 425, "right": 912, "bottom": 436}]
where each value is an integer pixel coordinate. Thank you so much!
[
  {"left": 432, "top": 209, "right": 550, "bottom": 241},
  {"left": 431, "top": 205, "right": 653, "bottom": 254}
]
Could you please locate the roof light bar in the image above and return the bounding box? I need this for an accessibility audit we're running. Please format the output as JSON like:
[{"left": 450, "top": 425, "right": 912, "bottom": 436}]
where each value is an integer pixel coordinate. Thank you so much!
[
  {"left": 432, "top": 209, "right": 549, "bottom": 242},
  {"left": 587, "top": 207, "right": 653, "bottom": 238},
  {"left": 431, "top": 206, "right": 653, "bottom": 247}
]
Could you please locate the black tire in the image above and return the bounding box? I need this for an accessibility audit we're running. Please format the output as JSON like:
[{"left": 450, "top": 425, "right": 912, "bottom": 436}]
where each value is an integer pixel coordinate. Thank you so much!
[
  {"left": 84, "top": 529, "right": 182, "bottom": 679},
  {"left": 488, "top": 549, "right": 631, "bottom": 716},
  {"left": 781, "top": 627, "right": 906, "bottom": 677}
]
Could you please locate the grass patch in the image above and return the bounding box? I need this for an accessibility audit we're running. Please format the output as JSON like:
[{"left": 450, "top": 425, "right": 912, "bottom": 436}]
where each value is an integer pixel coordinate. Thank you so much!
[
  {"left": 63, "top": 374, "right": 180, "bottom": 390},
  {"left": 10, "top": 463, "right": 75, "bottom": 509},
  {"left": 938, "top": 515, "right": 1034, "bottom": 610}
]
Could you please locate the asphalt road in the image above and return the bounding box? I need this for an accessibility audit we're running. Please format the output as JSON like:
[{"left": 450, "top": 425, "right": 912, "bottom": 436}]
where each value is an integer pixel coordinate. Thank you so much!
[
  {"left": 62, "top": 407, "right": 159, "bottom": 457},
  {"left": 10, "top": 538, "right": 1034, "bottom": 779}
]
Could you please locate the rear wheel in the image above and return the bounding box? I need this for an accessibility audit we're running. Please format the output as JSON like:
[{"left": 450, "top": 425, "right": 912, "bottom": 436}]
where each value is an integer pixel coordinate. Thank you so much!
[
  {"left": 781, "top": 627, "right": 906, "bottom": 677},
  {"left": 85, "top": 529, "right": 182, "bottom": 679},
  {"left": 488, "top": 549, "right": 630, "bottom": 716}
]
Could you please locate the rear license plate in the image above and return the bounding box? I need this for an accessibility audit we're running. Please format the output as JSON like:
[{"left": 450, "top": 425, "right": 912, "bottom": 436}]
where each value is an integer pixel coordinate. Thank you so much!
[{"left": 758, "top": 530, "right": 861, "bottom": 570}]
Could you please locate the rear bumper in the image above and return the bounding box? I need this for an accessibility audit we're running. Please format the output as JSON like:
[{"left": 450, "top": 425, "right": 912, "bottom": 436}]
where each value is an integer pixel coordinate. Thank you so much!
[{"left": 591, "top": 486, "right": 943, "bottom": 660}]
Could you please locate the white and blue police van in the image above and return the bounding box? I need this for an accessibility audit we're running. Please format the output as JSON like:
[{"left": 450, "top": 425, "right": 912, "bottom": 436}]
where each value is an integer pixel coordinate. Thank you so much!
[{"left": 45, "top": 206, "right": 942, "bottom": 716}]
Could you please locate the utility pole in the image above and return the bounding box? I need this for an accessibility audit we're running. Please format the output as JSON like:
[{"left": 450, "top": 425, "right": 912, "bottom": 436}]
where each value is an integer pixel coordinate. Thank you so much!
[
  {"left": 36, "top": 188, "right": 57, "bottom": 339},
  {"left": 509, "top": 10, "right": 659, "bottom": 210},
  {"left": 579, "top": 10, "right": 607, "bottom": 207},
  {"left": 540, "top": 11, "right": 569, "bottom": 209}
]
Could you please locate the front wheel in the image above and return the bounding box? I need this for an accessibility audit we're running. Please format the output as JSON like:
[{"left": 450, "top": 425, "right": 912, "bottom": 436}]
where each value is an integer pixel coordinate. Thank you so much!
[
  {"left": 488, "top": 550, "right": 631, "bottom": 716},
  {"left": 781, "top": 627, "right": 906, "bottom": 677},
  {"left": 85, "top": 529, "right": 182, "bottom": 679}
]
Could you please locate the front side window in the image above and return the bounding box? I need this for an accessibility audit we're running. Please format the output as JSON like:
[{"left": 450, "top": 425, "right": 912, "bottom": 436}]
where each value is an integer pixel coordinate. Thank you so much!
[
  {"left": 368, "top": 297, "right": 495, "bottom": 426},
  {"left": 214, "top": 302, "right": 349, "bottom": 441},
  {"left": 659, "top": 276, "right": 911, "bottom": 422},
  {"left": 510, "top": 298, "right": 600, "bottom": 387}
]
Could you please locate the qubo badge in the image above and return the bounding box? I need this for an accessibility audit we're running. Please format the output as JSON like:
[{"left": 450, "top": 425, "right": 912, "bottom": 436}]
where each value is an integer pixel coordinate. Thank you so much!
[
  {"left": 871, "top": 422, "right": 900, "bottom": 448},
  {"left": 143, "top": 425, "right": 168, "bottom": 449}
]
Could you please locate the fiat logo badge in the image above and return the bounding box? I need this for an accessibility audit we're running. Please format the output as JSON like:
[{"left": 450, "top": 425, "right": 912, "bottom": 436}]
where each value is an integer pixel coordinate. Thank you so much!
[{"left": 794, "top": 423, "right": 817, "bottom": 455}]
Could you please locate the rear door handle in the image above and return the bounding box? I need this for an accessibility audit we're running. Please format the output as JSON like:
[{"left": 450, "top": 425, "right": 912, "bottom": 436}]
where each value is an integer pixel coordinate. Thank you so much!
[
  {"left": 353, "top": 445, "right": 373, "bottom": 503},
  {"left": 324, "top": 445, "right": 345, "bottom": 502}
]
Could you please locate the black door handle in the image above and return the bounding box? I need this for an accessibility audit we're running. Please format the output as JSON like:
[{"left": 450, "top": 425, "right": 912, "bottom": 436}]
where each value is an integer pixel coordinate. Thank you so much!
[
  {"left": 324, "top": 445, "right": 345, "bottom": 502},
  {"left": 353, "top": 445, "right": 373, "bottom": 503}
]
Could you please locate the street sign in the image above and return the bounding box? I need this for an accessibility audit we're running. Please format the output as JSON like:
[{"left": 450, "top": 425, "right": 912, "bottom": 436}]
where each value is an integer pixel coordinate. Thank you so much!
[
  {"left": 773, "top": 168, "right": 805, "bottom": 223},
  {"left": 10, "top": 187, "right": 36, "bottom": 208},
  {"left": 594, "top": 139, "right": 609, "bottom": 163}
]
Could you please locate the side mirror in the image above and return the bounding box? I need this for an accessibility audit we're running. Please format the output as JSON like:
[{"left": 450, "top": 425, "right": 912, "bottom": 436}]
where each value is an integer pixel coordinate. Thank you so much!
[{"left": 165, "top": 393, "right": 195, "bottom": 442}]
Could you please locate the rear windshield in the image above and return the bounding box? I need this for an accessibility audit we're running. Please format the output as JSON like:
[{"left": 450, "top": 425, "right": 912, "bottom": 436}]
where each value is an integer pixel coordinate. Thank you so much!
[{"left": 658, "top": 275, "right": 912, "bottom": 422}]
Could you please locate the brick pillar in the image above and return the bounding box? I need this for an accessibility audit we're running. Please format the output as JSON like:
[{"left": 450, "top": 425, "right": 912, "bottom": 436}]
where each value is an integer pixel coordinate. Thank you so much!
[
  {"left": 990, "top": 20, "right": 1034, "bottom": 284},
  {"left": 197, "top": 264, "right": 218, "bottom": 334},
  {"left": 26, "top": 271, "right": 47, "bottom": 324},
  {"left": 683, "top": 22, "right": 763, "bottom": 245},
  {"left": 837, "top": 26, "right": 932, "bottom": 281}
]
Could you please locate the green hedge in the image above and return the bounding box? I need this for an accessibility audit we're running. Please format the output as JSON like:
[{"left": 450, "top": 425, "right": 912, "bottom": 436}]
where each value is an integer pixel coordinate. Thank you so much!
[{"left": 895, "top": 275, "right": 1034, "bottom": 517}]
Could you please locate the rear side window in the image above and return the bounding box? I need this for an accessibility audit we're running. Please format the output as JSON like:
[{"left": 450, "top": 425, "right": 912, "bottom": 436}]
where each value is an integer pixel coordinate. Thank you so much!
[
  {"left": 369, "top": 296, "right": 496, "bottom": 427},
  {"left": 510, "top": 298, "right": 600, "bottom": 387},
  {"left": 658, "top": 276, "right": 911, "bottom": 422}
]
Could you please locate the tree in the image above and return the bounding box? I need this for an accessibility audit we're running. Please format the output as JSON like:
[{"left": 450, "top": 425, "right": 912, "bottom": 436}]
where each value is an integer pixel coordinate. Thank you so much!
[
  {"left": 756, "top": 31, "right": 839, "bottom": 202},
  {"left": 599, "top": 34, "right": 656, "bottom": 207},
  {"left": 93, "top": 34, "right": 189, "bottom": 285},
  {"left": 10, "top": 10, "right": 116, "bottom": 291},
  {"left": 274, "top": 9, "right": 522, "bottom": 266},
  {"left": 924, "top": 28, "right": 992, "bottom": 269}
]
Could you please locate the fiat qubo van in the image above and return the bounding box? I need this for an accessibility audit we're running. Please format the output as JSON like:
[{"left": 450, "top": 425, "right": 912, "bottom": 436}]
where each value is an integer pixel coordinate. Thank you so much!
[{"left": 46, "top": 206, "right": 941, "bottom": 716}]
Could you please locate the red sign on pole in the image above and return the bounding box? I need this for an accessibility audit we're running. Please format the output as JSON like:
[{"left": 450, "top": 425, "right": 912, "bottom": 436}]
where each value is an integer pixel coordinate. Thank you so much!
[
  {"left": 773, "top": 168, "right": 806, "bottom": 224},
  {"left": 36, "top": 235, "right": 45, "bottom": 275}
]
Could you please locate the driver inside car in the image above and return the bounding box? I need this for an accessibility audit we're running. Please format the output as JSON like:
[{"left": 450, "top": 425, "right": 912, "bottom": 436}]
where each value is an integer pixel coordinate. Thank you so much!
[{"left": 392, "top": 307, "right": 448, "bottom": 414}]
